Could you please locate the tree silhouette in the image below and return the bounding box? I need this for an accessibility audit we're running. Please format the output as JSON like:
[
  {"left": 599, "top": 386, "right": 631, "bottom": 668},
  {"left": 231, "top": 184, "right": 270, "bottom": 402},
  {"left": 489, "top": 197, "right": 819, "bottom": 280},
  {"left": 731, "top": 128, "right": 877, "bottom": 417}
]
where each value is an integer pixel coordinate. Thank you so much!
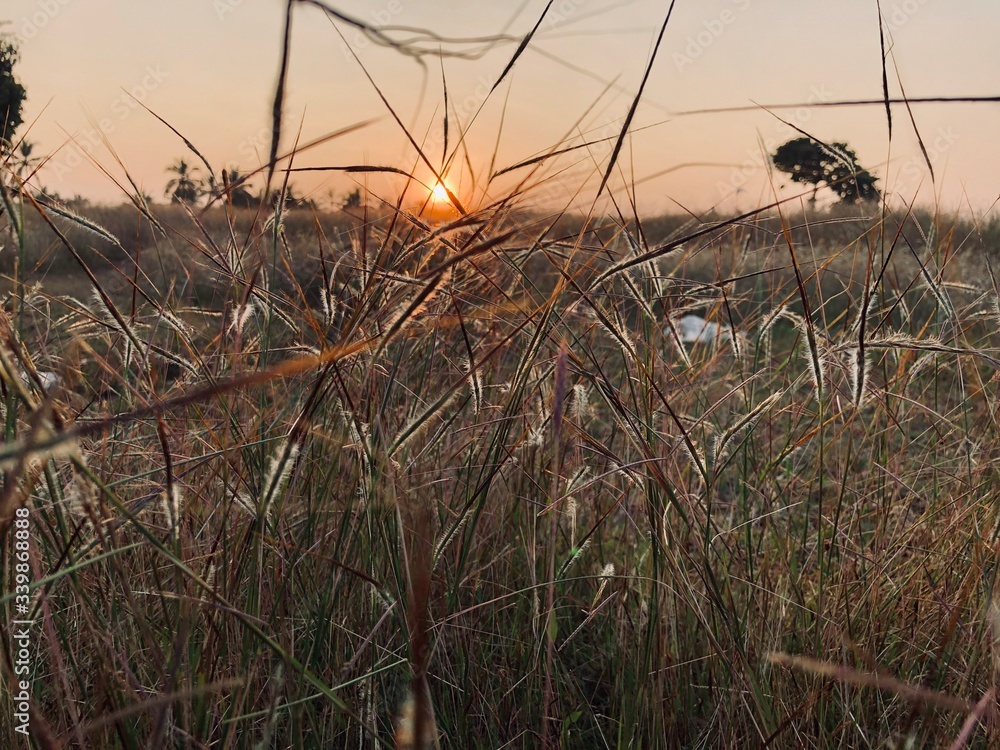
[
  {"left": 165, "top": 158, "right": 202, "bottom": 204},
  {"left": 223, "top": 168, "right": 257, "bottom": 208},
  {"left": 772, "top": 137, "right": 879, "bottom": 204},
  {"left": 341, "top": 188, "right": 362, "bottom": 210},
  {"left": 0, "top": 29, "right": 25, "bottom": 153},
  {"left": 14, "top": 139, "right": 38, "bottom": 178},
  {"left": 266, "top": 183, "right": 315, "bottom": 211}
]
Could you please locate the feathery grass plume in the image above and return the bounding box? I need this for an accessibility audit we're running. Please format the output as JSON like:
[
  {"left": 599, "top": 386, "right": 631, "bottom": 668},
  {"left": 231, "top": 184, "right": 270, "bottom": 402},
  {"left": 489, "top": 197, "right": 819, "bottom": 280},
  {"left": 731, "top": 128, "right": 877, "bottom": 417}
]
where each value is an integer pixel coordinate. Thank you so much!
[
  {"left": 160, "top": 485, "right": 184, "bottom": 542},
  {"left": 232, "top": 493, "right": 258, "bottom": 518},
  {"left": 37, "top": 197, "right": 124, "bottom": 249},
  {"left": 86, "top": 288, "right": 120, "bottom": 330},
  {"left": 636, "top": 254, "right": 666, "bottom": 300},
  {"left": 433, "top": 511, "right": 470, "bottom": 562},
  {"left": 678, "top": 435, "right": 707, "bottom": 483},
  {"left": 60, "top": 296, "right": 104, "bottom": 335},
  {"left": 565, "top": 497, "right": 578, "bottom": 549},
  {"left": 621, "top": 270, "right": 655, "bottom": 319},
  {"left": 556, "top": 539, "right": 591, "bottom": 580},
  {"left": 862, "top": 284, "right": 881, "bottom": 321},
  {"left": 714, "top": 391, "right": 783, "bottom": 466},
  {"left": 202, "top": 560, "right": 216, "bottom": 597},
  {"left": 260, "top": 439, "right": 301, "bottom": 522},
  {"left": 586, "top": 301, "right": 637, "bottom": 360},
  {"left": 703, "top": 429, "right": 718, "bottom": 471},
  {"left": 570, "top": 383, "right": 591, "bottom": 421},
  {"left": 462, "top": 356, "right": 483, "bottom": 415},
  {"left": 939, "top": 281, "right": 982, "bottom": 296},
  {"left": 861, "top": 333, "right": 1000, "bottom": 367},
  {"left": 851, "top": 270, "right": 879, "bottom": 407},
  {"left": 158, "top": 307, "right": 194, "bottom": 341},
  {"left": 757, "top": 304, "right": 786, "bottom": 363},
  {"left": 85, "top": 288, "right": 141, "bottom": 371},
  {"left": 794, "top": 313, "right": 826, "bottom": 399},
  {"left": 524, "top": 421, "right": 547, "bottom": 450},
  {"left": 319, "top": 280, "right": 336, "bottom": 327},
  {"left": 727, "top": 325, "right": 746, "bottom": 360},
  {"left": 229, "top": 299, "right": 256, "bottom": 336},
  {"left": 592, "top": 562, "right": 616, "bottom": 607},
  {"left": 61, "top": 469, "right": 99, "bottom": 541},
  {"left": 849, "top": 346, "right": 872, "bottom": 407},
  {"left": 561, "top": 465, "right": 590, "bottom": 549}
]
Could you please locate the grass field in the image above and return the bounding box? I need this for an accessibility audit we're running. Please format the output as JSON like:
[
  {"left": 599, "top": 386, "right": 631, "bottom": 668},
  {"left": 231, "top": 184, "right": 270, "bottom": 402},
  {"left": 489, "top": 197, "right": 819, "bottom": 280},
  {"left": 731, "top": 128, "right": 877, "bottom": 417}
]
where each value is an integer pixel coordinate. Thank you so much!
[
  {"left": 3, "top": 6, "right": 1000, "bottom": 748},
  {"left": 2, "top": 185, "right": 999, "bottom": 748}
]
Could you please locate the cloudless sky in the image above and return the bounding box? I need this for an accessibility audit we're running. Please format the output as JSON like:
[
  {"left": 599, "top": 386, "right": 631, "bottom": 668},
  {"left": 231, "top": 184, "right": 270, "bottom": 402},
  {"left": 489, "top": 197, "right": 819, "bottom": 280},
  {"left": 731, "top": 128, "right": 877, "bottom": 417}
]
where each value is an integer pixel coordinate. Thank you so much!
[{"left": 6, "top": 0, "right": 999, "bottom": 214}]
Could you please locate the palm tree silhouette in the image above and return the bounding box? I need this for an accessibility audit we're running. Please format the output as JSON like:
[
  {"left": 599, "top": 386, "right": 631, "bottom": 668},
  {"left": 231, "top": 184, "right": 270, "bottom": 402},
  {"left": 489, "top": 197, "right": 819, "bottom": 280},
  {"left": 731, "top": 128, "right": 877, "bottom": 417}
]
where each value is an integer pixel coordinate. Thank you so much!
[
  {"left": 165, "top": 158, "right": 202, "bottom": 204},
  {"left": 224, "top": 168, "right": 257, "bottom": 208},
  {"left": 14, "top": 140, "right": 38, "bottom": 178}
]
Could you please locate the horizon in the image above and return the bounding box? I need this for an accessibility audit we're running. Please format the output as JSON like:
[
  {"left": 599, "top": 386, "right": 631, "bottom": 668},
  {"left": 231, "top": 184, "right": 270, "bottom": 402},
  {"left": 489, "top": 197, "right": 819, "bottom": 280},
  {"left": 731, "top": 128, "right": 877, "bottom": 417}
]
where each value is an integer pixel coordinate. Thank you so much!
[{"left": 5, "top": 0, "right": 1000, "bottom": 216}]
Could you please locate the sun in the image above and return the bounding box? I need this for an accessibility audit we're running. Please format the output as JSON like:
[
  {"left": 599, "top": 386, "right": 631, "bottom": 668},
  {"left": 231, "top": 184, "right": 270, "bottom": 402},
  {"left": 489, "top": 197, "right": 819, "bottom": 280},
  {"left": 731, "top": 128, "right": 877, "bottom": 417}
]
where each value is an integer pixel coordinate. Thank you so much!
[{"left": 430, "top": 181, "right": 450, "bottom": 203}]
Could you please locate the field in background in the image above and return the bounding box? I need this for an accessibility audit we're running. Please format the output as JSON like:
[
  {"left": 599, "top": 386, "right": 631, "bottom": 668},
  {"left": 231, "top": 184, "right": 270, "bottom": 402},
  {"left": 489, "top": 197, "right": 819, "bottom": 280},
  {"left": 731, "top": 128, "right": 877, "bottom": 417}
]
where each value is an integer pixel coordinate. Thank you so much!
[{"left": 1, "top": 188, "right": 999, "bottom": 748}]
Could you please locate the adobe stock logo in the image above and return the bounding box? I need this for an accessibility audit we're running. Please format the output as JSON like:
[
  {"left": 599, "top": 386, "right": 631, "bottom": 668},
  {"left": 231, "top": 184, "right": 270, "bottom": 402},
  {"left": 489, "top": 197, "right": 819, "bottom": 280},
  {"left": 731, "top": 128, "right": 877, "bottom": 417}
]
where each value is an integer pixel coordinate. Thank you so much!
[
  {"left": 897, "top": 126, "right": 959, "bottom": 185},
  {"left": 336, "top": 0, "right": 405, "bottom": 60},
  {"left": 214, "top": 0, "right": 244, "bottom": 21},
  {"left": 14, "top": 0, "right": 73, "bottom": 44}
]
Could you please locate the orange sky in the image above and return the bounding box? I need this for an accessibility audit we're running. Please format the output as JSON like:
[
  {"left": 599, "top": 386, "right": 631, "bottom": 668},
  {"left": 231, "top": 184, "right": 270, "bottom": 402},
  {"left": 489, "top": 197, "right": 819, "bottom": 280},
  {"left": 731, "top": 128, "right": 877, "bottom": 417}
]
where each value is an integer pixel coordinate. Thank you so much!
[{"left": 6, "top": 0, "right": 999, "bottom": 215}]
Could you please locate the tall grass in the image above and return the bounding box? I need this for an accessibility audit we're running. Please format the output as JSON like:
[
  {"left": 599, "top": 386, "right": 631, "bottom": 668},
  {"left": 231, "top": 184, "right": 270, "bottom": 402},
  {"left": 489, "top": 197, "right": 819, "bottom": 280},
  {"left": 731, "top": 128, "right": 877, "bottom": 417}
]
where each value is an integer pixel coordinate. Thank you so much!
[{"left": 2, "top": 5, "right": 1000, "bottom": 748}]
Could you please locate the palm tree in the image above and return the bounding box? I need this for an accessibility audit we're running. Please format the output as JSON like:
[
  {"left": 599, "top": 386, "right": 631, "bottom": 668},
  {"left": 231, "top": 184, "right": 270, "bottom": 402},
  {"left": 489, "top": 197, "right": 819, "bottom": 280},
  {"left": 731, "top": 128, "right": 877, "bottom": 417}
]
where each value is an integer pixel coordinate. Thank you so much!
[
  {"left": 164, "top": 158, "right": 201, "bottom": 204},
  {"left": 224, "top": 168, "right": 257, "bottom": 208},
  {"left": 14, "top": 139, "right": 38, "bottom": 178}
]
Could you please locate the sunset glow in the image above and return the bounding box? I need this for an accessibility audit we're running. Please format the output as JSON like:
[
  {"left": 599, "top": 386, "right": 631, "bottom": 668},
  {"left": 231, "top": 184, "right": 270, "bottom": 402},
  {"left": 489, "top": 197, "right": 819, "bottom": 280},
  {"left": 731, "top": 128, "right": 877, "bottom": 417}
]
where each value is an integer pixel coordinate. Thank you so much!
[{"left": 430, "top": 182, "right": 450, "bottom": 204}]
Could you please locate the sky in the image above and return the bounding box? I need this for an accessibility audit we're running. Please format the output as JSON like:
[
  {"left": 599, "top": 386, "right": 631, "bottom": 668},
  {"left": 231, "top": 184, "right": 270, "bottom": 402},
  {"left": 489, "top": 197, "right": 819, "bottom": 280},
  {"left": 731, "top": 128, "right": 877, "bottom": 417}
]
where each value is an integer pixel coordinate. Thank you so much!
[{"left": 5, "top": 0, "right": 999, "bottom": 215}]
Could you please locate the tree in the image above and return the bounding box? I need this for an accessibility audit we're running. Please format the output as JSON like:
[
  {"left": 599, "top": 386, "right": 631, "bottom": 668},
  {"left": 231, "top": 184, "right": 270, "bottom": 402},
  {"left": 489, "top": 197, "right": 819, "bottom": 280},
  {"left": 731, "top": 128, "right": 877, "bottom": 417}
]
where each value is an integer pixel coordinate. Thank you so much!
[
  {"left": 341, "top": 188, "right": 362, "bottom": 210},
  {"left": 0, "top": 29, "right": 26, "bottom": 153},
  {"left": 772, "top": 137, "right": 879, "bottom": 204},
  {"left": 223, "top": 168, "right": 257, "bottom": 208},
  {"left": 14, "top": 139, "right": 38, "bottom": 178},
  {"left": 266, "top": 183, "right": 315, "bottom": 211},
  {"left": 165, "top": 158, "right": 202, "bottom": 204}
]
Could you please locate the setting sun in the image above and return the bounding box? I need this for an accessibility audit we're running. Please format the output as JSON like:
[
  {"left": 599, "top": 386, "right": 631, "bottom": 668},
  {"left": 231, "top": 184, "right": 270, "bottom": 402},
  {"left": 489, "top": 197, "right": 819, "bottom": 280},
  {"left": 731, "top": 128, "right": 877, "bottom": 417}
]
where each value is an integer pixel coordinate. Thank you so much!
[{"left": 430, "top": 181, "right": 450, "bottom": 203}]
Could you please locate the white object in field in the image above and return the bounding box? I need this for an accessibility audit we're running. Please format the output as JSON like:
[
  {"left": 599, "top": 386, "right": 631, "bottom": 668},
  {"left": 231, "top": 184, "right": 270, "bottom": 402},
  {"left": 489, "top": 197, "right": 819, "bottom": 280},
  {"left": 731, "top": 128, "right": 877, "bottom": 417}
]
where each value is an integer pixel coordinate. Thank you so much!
[
  {"left": 18, "top": 370, "right": 59, "bottom": 389},
  {"left": 676, "top": 315, "right": 734, "bottom": 344}
]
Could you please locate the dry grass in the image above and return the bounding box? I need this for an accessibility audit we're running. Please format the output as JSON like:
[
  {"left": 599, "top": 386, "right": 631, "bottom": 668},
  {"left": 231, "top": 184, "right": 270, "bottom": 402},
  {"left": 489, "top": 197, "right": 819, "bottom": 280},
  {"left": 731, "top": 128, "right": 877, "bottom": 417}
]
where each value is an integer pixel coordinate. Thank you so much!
[{"left": 2, "top": 5, "right": 1000, "bottom": 748}]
